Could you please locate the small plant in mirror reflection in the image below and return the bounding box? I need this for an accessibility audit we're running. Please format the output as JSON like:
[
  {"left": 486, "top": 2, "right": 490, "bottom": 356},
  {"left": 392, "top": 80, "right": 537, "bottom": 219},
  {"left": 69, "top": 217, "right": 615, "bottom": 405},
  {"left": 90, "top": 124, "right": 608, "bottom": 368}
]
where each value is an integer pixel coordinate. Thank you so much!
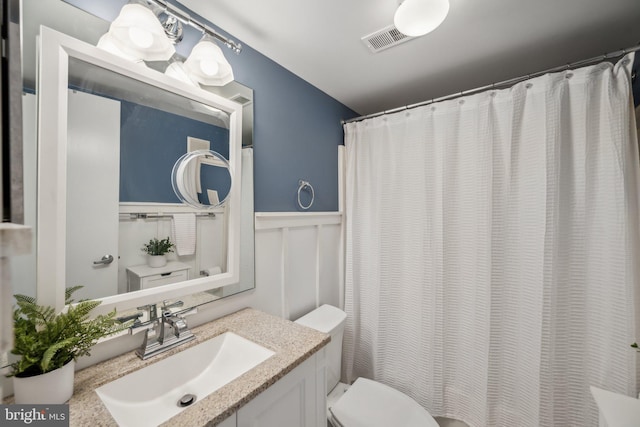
[{"left": 141, "top": 237, "right": 174, "bottom": 256}]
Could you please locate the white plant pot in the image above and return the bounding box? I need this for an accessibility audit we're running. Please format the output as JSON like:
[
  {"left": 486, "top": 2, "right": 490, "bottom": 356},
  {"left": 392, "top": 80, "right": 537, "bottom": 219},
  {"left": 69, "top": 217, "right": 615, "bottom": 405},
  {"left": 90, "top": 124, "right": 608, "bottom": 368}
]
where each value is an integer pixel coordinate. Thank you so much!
[
  {"left": 148, "top": 254, "right": 167, "bottom": 268},
  {"left": 13, "top": 359, "right": 75, "bottom": 404}
]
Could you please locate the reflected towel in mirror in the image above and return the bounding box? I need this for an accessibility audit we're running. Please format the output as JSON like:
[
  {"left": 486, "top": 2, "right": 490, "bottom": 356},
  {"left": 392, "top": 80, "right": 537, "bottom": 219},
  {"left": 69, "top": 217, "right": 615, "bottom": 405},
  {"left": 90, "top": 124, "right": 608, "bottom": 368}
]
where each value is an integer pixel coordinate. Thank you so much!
[{"left": 171, "top": 213, "right": 196, "bottom": 256}]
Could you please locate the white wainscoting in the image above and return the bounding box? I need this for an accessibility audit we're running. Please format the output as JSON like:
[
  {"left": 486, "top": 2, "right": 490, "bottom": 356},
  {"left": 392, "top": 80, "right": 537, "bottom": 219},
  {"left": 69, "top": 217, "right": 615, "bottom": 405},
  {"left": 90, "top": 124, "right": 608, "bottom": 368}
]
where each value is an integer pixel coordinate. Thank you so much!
[
  {"left": 13, "top": 211, "right": 346, "bottom": 379},
  {"left": 255, "top": 212, "right": 343, "bottom": 320}
]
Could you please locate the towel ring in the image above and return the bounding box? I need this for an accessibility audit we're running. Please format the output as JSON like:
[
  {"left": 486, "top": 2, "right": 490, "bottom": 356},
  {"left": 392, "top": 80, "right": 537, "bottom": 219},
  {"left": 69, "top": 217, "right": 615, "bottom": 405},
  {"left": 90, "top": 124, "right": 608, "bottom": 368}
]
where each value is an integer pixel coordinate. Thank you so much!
[{"left": 297, "top": 180, "right": 315, "bottom": 210}]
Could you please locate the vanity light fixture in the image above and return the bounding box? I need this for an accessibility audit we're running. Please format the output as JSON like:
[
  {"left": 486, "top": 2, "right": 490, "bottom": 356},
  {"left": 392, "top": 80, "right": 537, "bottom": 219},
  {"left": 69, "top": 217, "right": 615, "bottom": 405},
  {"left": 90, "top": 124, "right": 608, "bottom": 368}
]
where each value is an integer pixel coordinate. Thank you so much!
[
  {"left": 184, "top": 34, "right": 235, "bottom": 86},
  {"left": 96, "top": 33, "right": 145, "bottom": 63},
  {"left": 394, "top": 0, "right": 450, "bottom": 37},
  {"left": 97, "top": 0, "right": 241, "bottom": 87},
  {"left": 161, "top": 15, "right": 183, "bottom": 44},
  {"left": 164, "top": 56, "right": 199, "bottom": 87},
  {"left": 100, "top": 0, "right": 175, "bottom": 61}
]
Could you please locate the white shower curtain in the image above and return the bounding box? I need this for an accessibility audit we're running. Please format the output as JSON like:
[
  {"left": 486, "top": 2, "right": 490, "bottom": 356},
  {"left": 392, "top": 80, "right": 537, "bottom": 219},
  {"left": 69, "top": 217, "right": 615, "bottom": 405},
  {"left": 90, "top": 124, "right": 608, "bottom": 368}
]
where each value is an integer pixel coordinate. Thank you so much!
[{"left": 343, "top": 55, "right": 639, "bottom": 427}]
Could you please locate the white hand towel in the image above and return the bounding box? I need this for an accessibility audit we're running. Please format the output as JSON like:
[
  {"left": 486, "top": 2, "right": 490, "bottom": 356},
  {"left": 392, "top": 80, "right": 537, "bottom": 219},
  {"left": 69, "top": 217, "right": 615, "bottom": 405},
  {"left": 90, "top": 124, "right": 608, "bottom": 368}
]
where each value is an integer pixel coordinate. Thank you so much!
[{"left": 171, "top": 213, "right": 196, "bottom": 256}]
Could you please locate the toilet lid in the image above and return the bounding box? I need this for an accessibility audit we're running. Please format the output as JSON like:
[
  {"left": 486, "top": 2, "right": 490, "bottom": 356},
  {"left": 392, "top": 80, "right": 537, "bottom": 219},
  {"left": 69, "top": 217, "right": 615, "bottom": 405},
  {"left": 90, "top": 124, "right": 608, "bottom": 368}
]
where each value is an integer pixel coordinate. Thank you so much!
[{"left": 329, "top": 378, "right": 439, "bottom": 427}]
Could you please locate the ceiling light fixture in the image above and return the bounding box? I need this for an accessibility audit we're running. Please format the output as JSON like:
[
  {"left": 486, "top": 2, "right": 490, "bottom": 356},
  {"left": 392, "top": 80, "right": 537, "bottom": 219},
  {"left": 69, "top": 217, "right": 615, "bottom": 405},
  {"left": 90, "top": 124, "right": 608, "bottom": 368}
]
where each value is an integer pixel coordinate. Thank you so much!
[
  {"left": 394, "top": 0, "right": 450, "bottom": 37},
  {"left": 184, "top": 35, "right": 234, "bottom": 86}
]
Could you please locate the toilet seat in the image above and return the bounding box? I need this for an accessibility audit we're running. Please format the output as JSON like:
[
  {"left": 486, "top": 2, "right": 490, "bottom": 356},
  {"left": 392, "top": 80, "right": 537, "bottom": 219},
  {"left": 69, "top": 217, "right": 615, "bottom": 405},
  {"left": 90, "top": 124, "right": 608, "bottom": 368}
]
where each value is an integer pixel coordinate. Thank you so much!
[{"left": 328, "top": 378, "right": 439, "bottom": 427}]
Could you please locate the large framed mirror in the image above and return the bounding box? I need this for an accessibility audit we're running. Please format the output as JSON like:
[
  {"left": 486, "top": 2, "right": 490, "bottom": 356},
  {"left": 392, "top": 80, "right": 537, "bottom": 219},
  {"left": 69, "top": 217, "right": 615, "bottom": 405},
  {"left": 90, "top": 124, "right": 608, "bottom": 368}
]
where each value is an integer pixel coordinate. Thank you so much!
[{"left": 36, "top": 26, "right": 248, "bottom": 315}]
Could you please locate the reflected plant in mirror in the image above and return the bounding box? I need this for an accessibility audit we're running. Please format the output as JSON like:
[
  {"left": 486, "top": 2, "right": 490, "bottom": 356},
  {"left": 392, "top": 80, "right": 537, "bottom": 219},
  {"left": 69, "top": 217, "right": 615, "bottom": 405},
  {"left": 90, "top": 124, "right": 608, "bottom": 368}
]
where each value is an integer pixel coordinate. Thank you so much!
[
  {"left": 141, "top": 237, "right": 174, "bottom": 268},
  {"left": 141, "top": 237, "right": 174, "bottom": 256}
]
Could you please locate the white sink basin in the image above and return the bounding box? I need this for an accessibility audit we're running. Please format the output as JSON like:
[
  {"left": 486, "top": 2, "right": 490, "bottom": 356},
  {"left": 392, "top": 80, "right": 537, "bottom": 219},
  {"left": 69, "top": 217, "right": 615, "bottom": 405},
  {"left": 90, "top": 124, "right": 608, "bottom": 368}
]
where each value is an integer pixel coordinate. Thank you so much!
[{"left": 96, "top": 332, "right": 275, "bottom": 427}]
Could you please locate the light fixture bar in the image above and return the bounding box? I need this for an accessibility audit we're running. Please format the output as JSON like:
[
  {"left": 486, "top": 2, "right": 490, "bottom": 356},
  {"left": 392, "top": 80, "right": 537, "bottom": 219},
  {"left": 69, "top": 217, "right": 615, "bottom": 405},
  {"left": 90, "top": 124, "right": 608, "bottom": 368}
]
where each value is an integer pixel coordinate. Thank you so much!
[{"left": 145, "top": 0, "right": 242, "bottom": 53}]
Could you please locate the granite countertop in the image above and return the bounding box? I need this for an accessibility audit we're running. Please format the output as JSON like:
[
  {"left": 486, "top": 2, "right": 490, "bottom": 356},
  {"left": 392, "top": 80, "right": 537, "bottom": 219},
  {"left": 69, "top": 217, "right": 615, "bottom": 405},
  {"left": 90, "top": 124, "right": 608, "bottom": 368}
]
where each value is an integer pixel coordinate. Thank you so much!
[{"left": 69, "top": 308, "right": 330, "bottom": 426}]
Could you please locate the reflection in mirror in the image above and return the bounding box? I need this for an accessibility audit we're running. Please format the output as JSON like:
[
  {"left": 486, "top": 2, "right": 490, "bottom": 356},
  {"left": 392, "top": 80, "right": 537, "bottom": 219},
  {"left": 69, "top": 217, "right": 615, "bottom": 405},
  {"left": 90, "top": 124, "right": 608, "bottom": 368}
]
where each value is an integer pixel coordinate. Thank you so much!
[
  {"left": 35, "top": 26, "right": 251, "bottom": 314},
  {"left": 64, "top": 56, "right": 234, "bottom": 302},
  {"left": 171, "top": 150, "right": 233, "bottom": 209},
  {"left": 116, "top": 146, "right": 254, "bottom": 320}
]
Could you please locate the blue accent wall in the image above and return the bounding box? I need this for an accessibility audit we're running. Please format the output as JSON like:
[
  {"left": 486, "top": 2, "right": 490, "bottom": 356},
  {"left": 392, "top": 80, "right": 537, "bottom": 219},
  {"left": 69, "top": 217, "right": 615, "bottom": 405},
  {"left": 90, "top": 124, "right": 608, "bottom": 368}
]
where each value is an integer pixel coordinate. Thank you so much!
[
  {"left": 232, "top": 52, "right": 357, "bottom": 211},
  {"left": 64, "top": 0, "right": 359, "bottom": 211},
  {"left": 119, "top": 100, "right": 229, "bottom": 203}
]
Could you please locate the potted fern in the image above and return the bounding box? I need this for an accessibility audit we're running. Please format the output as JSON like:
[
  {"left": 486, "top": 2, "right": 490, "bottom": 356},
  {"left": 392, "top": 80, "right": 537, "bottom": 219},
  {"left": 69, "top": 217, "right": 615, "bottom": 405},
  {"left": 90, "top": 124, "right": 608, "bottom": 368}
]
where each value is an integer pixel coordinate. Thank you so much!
[
  {"left": 141, "top": 237, "right": 174, "bottom": 267},
  {"left": 8, "top": 286, "right": 127, "bottom": 404}
]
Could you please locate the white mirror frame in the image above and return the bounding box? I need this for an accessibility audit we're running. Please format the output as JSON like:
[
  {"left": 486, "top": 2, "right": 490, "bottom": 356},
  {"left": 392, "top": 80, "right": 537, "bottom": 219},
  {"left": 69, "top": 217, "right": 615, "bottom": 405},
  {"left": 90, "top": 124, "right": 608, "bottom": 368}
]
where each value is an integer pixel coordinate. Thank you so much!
[{"left": 36, "top": 26, "right": 242, "bottom": 315}]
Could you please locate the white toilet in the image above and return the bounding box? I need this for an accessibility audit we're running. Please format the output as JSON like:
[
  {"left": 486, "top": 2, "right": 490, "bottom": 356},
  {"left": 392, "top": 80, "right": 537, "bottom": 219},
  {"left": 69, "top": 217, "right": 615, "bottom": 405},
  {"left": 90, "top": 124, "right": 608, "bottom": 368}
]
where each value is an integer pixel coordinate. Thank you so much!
[{"left": 295, "top": 304, "right": 439, "bottom": 427}]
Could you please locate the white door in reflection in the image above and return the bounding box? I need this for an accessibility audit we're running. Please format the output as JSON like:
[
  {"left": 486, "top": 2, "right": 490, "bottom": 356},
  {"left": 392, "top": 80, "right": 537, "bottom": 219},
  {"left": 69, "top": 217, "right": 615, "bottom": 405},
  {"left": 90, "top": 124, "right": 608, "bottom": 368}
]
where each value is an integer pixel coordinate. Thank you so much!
[{"left": 66, "top": 90, "right": 120, "bottom": 300}]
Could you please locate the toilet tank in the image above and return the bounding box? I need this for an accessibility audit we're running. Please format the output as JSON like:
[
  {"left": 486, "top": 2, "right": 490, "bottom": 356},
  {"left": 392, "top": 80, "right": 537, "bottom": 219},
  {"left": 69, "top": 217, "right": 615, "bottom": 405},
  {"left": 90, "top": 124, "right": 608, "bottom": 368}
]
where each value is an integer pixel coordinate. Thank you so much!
[{"left": 295, "top": 304, "right": 347, "bottom": 392}]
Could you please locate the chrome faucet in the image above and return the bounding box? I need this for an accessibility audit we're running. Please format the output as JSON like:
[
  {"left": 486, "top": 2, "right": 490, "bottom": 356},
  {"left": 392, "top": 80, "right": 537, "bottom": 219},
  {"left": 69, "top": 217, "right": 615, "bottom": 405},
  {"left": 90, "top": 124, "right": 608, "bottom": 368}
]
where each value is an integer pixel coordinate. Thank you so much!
[{"left": 130, "top": 302, "right": 197, "bottom": 360}]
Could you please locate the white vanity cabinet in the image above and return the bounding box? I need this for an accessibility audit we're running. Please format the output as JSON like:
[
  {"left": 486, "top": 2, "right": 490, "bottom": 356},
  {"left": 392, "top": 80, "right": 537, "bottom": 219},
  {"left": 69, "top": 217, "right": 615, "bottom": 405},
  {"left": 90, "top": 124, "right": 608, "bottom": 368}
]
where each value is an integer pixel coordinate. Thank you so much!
[
  {"left": 126, "top": 261, "right": 191, "bottom": 292},
  {"left": 233, "top": 349, "right": 327, "bottom": 427}
]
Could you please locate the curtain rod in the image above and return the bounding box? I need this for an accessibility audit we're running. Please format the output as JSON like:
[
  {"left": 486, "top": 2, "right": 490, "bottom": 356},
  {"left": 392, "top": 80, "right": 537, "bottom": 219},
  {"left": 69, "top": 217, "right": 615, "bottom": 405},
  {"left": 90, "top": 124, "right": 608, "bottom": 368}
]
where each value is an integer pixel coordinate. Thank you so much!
[
  {"left": 342, "top": 43, "right": 640, "bottom": 125},
  {"left": 146, "top": 0, "right": 242, "bottom": 53}
]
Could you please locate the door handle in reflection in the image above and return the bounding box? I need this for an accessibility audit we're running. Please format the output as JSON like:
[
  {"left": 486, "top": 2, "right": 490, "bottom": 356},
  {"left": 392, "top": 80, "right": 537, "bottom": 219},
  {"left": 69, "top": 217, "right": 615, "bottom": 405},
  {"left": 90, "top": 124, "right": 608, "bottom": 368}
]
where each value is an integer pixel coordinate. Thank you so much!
[{"left": 93, "top": 254, "right": 114, "bottom": 265}]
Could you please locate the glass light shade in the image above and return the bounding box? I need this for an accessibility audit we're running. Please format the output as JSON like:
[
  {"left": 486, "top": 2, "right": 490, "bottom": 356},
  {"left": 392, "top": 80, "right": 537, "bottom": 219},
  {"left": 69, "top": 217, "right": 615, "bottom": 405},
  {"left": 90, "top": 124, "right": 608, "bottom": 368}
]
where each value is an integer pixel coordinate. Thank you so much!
[
  {"left": 184, "top": 37, "right": 234, "bottom": 86},
  {"left": 106, "top": 3, "right": 175, "bottom": 61},
  {"left": 97, "top": 33, "right": 145, "bottom": 63},
  {"left": 394, "top": 0, "right": 450, "bottom": 37},
  {"left": 165, "top": 60, "right": 200, "bottom": 87}
]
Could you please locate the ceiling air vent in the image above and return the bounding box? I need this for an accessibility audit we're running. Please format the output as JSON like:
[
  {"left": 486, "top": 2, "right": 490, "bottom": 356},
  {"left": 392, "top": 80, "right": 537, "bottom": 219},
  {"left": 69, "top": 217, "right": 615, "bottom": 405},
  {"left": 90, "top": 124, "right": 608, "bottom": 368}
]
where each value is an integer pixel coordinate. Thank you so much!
[{"left": 361, "top": 25, "right": 413, "bottom": 53}]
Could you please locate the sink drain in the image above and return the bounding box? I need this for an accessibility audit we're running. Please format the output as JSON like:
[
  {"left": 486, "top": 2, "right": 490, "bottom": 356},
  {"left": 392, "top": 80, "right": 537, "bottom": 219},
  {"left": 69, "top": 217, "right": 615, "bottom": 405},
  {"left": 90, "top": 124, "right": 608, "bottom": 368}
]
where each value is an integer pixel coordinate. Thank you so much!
[{"left": 177, "top": 394, "right": 197, "bottom": 407}]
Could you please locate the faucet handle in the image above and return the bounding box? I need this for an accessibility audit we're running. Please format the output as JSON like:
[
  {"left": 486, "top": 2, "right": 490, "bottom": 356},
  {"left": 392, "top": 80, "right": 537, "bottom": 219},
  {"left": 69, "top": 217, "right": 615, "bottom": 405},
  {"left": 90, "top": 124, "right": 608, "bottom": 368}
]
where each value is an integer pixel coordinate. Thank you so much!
[
  {"left": 165, "top": 308, "right": 197, "bottom": 338},
  {"left": 165, "top": 316, "right": 188, "bottom": 335},
  {"left": 129, "top": 319, "right": 158, "bottom": 336},
  {"left": 136, "top": 303, "right": 158, "bottom": 322},
  {"left": 116, "top": 312, "right": 143, "bottom": 323}
]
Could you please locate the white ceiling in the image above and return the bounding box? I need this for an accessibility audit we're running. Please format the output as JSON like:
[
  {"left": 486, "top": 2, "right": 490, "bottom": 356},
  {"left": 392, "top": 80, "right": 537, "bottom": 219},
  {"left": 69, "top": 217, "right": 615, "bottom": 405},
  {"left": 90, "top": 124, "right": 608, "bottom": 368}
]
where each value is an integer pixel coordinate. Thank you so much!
[{"left": 178, "top": 0, "right": 640, "bottom": 116}]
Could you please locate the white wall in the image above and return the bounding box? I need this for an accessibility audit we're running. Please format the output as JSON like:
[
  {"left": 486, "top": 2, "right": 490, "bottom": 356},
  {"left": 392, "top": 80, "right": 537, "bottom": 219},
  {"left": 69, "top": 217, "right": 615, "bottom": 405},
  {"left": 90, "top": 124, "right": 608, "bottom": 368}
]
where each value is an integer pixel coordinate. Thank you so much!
[
  {"left": 2, "top": 96, "right": 345, "bottom": 390},
  {"left": 0, "top": 211, "right": 344, "bottom": 396},
  {"left": 254, "top": 213, "right": 343, "bottom": 320},
  {"left": 2, "top": 100, "right": 345, "bottom": 390},
  {"left": 69, "top": 211, "right": 344, "bottom": 369}
]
